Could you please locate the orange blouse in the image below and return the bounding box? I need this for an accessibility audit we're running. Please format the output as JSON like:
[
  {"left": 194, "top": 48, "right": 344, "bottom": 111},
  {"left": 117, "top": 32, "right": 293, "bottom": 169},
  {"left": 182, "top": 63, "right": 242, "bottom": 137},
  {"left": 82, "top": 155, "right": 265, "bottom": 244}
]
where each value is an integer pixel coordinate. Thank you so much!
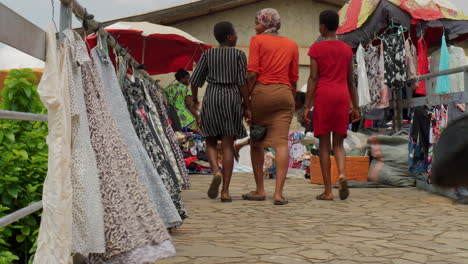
[{"left": 247, "top": 34, "right": 299, "bottom": 88}]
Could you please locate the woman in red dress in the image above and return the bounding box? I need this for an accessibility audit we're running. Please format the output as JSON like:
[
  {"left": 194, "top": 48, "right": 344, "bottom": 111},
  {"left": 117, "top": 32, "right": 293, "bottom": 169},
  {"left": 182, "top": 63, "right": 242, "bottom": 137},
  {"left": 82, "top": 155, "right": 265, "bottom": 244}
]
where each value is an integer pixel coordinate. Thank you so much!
[{"left": 303, "top": 10, "right": 360, "bottom": 201}]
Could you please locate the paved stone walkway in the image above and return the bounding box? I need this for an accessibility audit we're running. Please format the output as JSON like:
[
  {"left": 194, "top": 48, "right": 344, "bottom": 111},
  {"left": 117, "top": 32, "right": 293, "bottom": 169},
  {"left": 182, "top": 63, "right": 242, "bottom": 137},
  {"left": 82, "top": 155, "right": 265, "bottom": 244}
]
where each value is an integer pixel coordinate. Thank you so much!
[{"left": 157, "top": 173, "right": 468, "bottom": 264}]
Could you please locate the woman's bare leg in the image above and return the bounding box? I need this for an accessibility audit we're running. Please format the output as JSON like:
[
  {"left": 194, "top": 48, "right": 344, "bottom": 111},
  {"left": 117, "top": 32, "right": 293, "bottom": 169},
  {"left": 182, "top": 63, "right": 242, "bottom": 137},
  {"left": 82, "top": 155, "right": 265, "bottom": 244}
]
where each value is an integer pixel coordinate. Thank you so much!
[
  {"left": 250, "top": 145, "right": 266, "bottom": 198},
  {"left": 221, "top": 136, "right": 236, "bottom": 200},
  {"left": 206, "top": 137, "right": 222, "bottom": 199},
  {"left": 319, "top": 133, "right": 334, "bottom": 199},
  {"left": 273, "top": 145, "right": 289, "bottom": 202},
  {"left": 332, "top": 133, "right": 346, "bottom": 179}
]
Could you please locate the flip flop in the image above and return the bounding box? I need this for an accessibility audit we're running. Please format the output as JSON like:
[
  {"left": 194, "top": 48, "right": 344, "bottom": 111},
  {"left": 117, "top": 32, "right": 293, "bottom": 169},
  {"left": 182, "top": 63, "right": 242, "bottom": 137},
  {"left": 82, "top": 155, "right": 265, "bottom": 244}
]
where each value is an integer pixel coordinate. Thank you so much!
[
  {"left": 207, "top": 173, "right": 222, "bottom": 199},
  {"left": 221, "top": 197, "right": 233, "bottom": 203},
  {"left": 242, "top": 191, "right": 266, "bottom": 201},
  {"left": 273, "top": 199, "right": 289, "bottom": 205},
  {"left": 339, "top": 178, "right": 350, "bottom": 200},
  {"left": 316, "top": 193, "right": 334, "bottom": 201}
]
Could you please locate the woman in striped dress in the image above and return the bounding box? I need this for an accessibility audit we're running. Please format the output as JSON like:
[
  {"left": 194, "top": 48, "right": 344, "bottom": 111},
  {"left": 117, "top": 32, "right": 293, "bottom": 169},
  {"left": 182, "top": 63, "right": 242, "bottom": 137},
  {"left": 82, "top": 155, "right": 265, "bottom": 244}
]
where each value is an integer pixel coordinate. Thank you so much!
[{"left": 191, "top": 22, "right": 250, "bottom": 202}]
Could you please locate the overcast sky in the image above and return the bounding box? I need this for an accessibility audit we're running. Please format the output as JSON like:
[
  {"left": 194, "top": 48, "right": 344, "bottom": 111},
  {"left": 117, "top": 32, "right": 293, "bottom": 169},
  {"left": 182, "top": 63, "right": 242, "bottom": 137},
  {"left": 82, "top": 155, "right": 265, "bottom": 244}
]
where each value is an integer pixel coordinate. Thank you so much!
[{"left": 1, "top": 0, "right": 467, "bottom": 69}]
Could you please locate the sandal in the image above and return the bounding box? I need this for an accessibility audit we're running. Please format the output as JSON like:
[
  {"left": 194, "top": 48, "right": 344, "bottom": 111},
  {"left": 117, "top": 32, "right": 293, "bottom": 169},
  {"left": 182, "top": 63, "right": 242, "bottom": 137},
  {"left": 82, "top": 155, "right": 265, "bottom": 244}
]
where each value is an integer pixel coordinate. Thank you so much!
[
  {"left": 207, "top": 172, "right": 222, "bottom": 199},
  {"left": 338, "top": 178, "right": 350, "bottom": 200},
  {"left": 242, "top": 191, "right": 266, "bottom": 201},
  {"left": 316, "top": 193, "right": 334, "bottom": 201},
  {"left": 273, "top": 199, "right": 289, "bottom": 205},
  {"left": 221, "top": 193, "right": 232, "bottom": 203}
]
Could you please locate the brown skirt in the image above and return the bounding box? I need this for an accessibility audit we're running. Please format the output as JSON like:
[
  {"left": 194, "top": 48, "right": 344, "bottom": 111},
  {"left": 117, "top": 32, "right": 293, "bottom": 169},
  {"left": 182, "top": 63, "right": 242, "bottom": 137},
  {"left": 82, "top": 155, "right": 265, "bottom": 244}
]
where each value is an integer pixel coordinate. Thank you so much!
[{"left": 251, "top": 83, "right": 294, "bottom": 148}]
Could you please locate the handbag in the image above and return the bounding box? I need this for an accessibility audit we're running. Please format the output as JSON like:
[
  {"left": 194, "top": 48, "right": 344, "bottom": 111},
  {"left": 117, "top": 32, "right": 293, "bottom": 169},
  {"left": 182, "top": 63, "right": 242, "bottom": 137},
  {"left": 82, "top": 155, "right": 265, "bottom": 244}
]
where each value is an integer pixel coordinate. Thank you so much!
[{"left": 250, "top": 125, "right": 267, "bottom": 142}]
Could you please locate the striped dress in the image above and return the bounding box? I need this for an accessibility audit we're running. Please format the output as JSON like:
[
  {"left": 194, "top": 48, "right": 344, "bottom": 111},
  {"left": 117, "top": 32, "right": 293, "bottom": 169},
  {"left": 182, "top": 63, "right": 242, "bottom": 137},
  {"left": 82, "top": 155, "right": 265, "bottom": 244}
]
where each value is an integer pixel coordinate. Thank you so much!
[{"left": 190, "top": 47, "right": 247, "bottom": 138}]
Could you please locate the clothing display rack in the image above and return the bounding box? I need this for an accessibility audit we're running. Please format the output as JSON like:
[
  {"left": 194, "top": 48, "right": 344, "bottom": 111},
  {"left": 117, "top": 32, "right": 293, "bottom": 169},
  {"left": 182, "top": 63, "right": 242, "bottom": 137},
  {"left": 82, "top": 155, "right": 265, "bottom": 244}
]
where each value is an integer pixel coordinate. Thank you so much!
[{"left": 0, "top": 0, "right": 164, "bottom": 234}]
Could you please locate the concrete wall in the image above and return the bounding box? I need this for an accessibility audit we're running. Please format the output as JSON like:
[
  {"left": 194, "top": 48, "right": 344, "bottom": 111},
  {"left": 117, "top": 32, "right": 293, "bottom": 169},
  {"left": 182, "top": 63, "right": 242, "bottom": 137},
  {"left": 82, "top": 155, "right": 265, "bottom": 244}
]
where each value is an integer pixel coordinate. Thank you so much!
[{"left": 155, "top": 0, "right": 339, "bottom": 131}]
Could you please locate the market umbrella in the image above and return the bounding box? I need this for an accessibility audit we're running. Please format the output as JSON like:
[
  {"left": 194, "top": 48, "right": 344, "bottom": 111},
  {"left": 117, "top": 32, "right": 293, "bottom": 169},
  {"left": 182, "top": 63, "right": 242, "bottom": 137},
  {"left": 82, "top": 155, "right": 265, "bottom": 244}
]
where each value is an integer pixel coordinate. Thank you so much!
[
  {"left": 87, "top": 21, "right": 211, "bottom": 75},
  {"left": 337, "top": 0, "right": 468, "bottom": 48}
]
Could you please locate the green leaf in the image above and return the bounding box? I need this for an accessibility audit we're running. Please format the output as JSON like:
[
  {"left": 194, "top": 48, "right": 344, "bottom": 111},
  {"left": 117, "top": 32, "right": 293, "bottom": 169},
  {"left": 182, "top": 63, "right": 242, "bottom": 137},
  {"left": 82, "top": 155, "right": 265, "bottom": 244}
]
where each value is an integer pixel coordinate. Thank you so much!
[
  {"left": 0, "top": 131, "right": 3, "bottom": 143},
  {"left": 6, "top": 187, "right": 19, "bottom": 199},
  {"left": 21, "top": 225, "right": 30, "bottom": 236},
  {"left": 1, "top": 193, "right": 12, "bottom": 206},
  {"left": 16, "top": 234, "right": 25, "bottom": 243},
  {"left": 4, "top": 132, "right": 15, "bottom": 142},
  {"left": 24, "top": 86, "right": 32, "bottom": 98}
]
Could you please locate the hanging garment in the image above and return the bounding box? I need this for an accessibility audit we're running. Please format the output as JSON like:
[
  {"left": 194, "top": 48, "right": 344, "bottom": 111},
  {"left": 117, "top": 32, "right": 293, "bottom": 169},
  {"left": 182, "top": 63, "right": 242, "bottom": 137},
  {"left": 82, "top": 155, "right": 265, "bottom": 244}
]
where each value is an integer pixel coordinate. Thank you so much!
[
  {"left": 415, "top": 37, "right": 429, "bottom": 95},
  {"left": 62, "top": 30, "right": 106, "bottom": 256},
  {"left": 382, "top": 31, "right": 407, "bottom": 88},
  {"left": 79, "top": 50, "right": 174, "bottom": 263},
  {"left": 364, "top": 44, "right": 383, "bottom": 111},
  {"left": 378, "top": 43, "right": 390, "bottom": 108},
  {"left": 143, "top": 82, "right": 191, "bottom": 190},
  {"left": 427, "top": 105, "right": 448, "bottom": 178},
  {"left": 356, "top": 44, "right": 372, "bottom": 108},
  {"left": 430, "top": 46, "right": 467, "bottom": 94},
  {"left": 34, "top": 24, "right": 73, "bottom": 264},
  {"left": 408, "top": 107, "right": 430, "bottom": 174},
  {"left": 435, "top": 33, "right": 451, "bottom": 94},
  {"left": 148, "top": 86, "right": 192, "bottom": 190},
  {"left": 91, "top": 48, "right": 182, "bottom": 228},
  {"left": 405, "top": 39, "right": 418, "bottom": 80},
  {"left": 122, "top": 80, "right": 188, "bottom": 220}
]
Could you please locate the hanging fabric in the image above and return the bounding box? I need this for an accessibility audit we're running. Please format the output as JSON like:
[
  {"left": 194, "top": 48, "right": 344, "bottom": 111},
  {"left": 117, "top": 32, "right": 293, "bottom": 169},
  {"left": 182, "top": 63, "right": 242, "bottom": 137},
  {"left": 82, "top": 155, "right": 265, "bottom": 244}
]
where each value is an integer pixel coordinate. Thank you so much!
[
  {"left": 122, "top": 80, "right": 188, "bottom": 220},
  {"left": 147, "top": 84, "right": 192, "bottom": 189},
  {"left": 408, "top": 106, "right": 430, "bottom": 174},
  {"left": 63, "top": 30, "right": 106, "bottom": 256},
  {"left": 356, "top": 44, "right": 372, "bottom": 108},
  {"left": 364, "top": 44, "right": 383, "bottom": 112},
  {"left": 415, "top": 37, "right": 429, "bottom": 96},
  {"left": 435, "top": 33, "right": 451, "bottom": 94},
  {"left": 382, "top": 30, "right": 407, "bottom": 88},
  {"left": 430, "top": 46, "right": 467, "bottom": 94},
  {"left": 405, "top": 39, "right": 418, "bottom": 81},
  {"left": 427, "top": 105, "right": 448, "bottom": 179},
  {"left": 378, "top": 43, "right": 390, "bottom": 108},
  {"left": 34, "top": 23, "right": 73, "bottom": 264},
  {"left": 91, "top": 47, "right": 183, "bottom": 228}
]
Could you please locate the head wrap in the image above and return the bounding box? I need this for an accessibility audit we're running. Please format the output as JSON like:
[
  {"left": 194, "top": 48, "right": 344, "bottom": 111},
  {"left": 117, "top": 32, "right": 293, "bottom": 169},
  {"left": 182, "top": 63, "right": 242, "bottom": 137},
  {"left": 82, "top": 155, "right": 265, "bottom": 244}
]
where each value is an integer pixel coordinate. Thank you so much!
[{"left": 256, "top": 8, "right": 281, "bottom": 34}]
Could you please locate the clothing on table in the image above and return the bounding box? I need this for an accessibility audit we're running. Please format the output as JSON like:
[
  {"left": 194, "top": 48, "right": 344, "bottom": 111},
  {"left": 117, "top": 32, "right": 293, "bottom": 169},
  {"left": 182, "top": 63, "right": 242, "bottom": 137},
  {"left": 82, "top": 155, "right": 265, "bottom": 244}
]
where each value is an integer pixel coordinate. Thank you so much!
[
  {"left": 251, "top": 83, "right": 294, "bottom": 147},
  {"left": 190, "top": 47, "right": 248, "bottom": 138},
  {"left": 165, "top": 82, "right": 198, "bottom": 129},
  {"left": 80, "top": 47, "right": 174, "bottom": 263},
  {"left": 122, "top": 80, "right": 188, "bottom": 220},
  {"left": 247, "top": 34, "right": 299, "bottom": 88},
  {"left": 364, "top": 44, "right": 383, "bottom": 112},
  {"left": 430, "top": 46, "right": 467, "bottom": 94},
  {"left": 435, "top": 33, "right": 451, "bottom": 94},
  {"left": 148, "top": 86, "right": 191, "bottom": 190},
  {"left": 382, "top": 31, "right": 407, "bottom": 88},
  {"left": 356, "top": 44, "right": 372, "bottom": 108},
  {"left": 427, "top": 105, "right": 448, "bottom": 178},
  {"left": 308, "top": 40, "right": 353, "bottom": 138},
  {"left": 34, "top": 24, "right": 73, "bottom": 264},
  {"left": 63, "top": 31, "right": 105, "bottom": 256},
  {"left": 405, "top": 39, "right": 418, "bottom": 80},
  {"left": 408, "top": 106, "right": 430, "bottom": 174},
  {"left": 415, "top": 37, "right": 429, "bottom": 96},
  {"left": 91, "top": 48, "right": 182, "bottom": 228},
  {"left": 377, "top": 43, "right": 390, "bottom": 108}
]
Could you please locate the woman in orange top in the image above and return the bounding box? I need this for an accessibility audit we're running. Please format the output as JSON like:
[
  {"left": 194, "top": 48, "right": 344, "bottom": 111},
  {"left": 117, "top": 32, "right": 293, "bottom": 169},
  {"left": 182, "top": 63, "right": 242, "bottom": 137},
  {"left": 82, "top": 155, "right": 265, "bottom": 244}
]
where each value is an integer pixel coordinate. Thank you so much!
[{"left": 243, "top": 8, "right": 299, "bottom": 205}]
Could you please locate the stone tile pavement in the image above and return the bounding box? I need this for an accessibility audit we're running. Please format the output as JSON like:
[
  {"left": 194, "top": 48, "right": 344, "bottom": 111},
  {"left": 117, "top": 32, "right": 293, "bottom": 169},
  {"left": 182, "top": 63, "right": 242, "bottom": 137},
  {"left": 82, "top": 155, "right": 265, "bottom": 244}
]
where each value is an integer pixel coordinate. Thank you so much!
[{"left": 157, "top": 173, "right": 468, "bottom": 264}]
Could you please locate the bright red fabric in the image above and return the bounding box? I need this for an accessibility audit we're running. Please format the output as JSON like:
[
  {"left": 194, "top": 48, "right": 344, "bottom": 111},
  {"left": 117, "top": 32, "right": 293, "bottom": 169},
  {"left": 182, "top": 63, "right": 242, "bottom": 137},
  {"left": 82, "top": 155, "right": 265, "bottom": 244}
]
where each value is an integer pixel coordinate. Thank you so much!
[
  {"left": 308, "top": 40, "right": 353, "bottom": 138},
  {"left": 87, "top": 29, "right": 211, "bottom": 75},
  {"left": 247, "top": 34, "right": 299, "bottom": 88},
  {"left": 415, "top": 38, "right": 429, "bottom": 96}
]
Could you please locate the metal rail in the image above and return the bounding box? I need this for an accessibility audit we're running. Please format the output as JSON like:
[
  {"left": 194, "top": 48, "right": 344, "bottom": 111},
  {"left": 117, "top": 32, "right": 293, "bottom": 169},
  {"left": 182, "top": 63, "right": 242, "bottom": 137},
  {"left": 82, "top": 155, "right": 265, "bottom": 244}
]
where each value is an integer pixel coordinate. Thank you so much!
[
  {"left": 0, "top": 110, "right": 48, "bottom": 122},
  {"left": 0, "top": 202, "right": 43, "bottom": 229}
]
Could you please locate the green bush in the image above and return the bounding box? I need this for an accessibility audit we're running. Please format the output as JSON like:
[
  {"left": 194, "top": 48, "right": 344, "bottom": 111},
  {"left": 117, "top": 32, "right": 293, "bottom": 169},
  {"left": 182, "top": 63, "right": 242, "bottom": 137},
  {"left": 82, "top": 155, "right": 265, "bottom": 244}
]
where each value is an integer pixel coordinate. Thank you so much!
[{"left": 0, "top": 69, "right": 47, "bottom": 263}]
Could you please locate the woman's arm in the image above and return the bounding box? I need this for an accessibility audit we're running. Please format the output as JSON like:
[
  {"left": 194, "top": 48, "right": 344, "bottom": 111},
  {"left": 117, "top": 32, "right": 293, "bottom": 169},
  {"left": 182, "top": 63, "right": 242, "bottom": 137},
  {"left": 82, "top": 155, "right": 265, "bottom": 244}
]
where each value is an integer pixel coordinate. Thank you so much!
[
  {"left": 247, "top": 71, "right": 258, "bottom": 94},
  {"left": 191, "top": 84, "right": 199, "bottom": 105},
  {"left": 303, "top": 57, "right": 318, "bottom": 124},
  {"left": 347, "top": 60, "right": 360, "bottom": 123},
  {"left": 185, "top": 95, "right": 200, "bottom": 125}
]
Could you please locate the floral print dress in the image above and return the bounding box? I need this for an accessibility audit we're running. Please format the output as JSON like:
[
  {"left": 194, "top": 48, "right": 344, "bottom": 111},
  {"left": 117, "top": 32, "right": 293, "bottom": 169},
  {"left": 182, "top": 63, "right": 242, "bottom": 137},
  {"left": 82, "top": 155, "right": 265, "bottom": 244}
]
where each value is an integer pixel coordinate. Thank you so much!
[{"left": 165, "top": 82, "right": 198, "bottom": 129}]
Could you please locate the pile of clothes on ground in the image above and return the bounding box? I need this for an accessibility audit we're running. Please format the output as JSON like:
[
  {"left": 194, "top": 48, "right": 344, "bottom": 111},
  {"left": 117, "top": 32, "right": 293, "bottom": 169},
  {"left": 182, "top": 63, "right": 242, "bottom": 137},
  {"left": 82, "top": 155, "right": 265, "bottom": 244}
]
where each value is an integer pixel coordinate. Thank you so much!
[{"left": 176, "top": 129, "right": 213, "bottom": 175}]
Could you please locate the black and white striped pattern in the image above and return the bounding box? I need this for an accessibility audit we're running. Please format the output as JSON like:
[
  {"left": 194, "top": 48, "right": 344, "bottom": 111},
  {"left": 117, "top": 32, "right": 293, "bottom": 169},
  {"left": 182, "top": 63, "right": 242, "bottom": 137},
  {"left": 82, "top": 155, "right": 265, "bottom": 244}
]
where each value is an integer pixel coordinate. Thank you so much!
[{"left": 190, "top": 48, "right": 247, "bottom": 138}]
